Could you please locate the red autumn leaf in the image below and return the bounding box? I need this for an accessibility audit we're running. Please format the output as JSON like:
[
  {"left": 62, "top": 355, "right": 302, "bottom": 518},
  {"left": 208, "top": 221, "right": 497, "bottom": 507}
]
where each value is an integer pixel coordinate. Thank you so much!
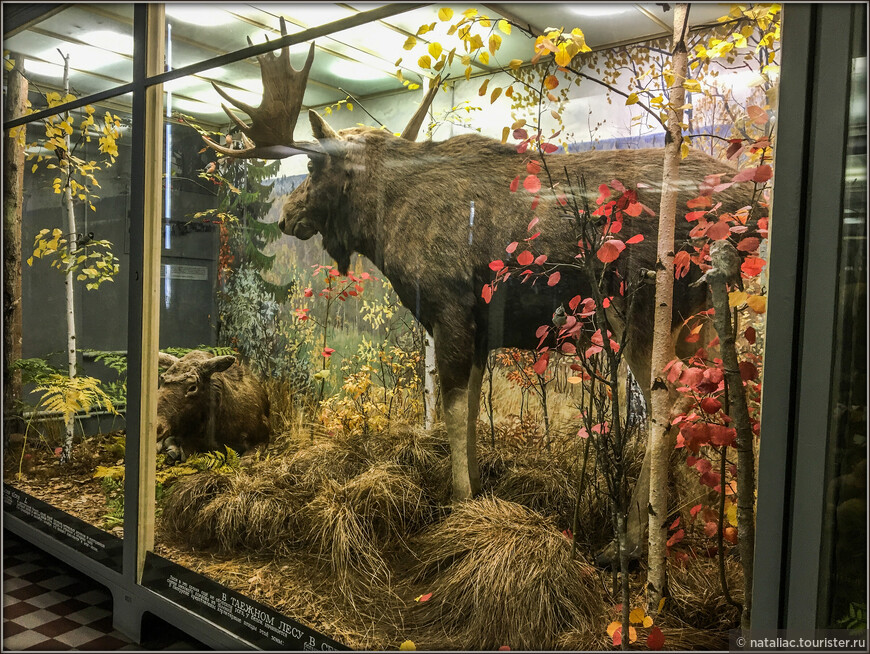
[
  {"left": 704, "top": 521, "right": 719, "bottom": 538},
  {"left": 560, "top": 341, "right": 576, "bottom": 354},
  {"left": 418, "top": 592, "right": 433, "bottom": 602},
  {"left": 596, "top": 183, "right": 611, "bottom": 204},
  {"left": 726, "top": 141, "right": 745, "bottom": 159},
  {"left": 548, "top": 271, "right": 561, "bottom": 286},
  {"left": 670, "top": 516, "right": 681, "bottom": 530},
  {"left": 724, "top": 527, "right": 739, "bottom": 544},
  {"left": 709, "top": 425, "right": 737, "bottom": 447},
  {"left": 739, "top": 361, "right": 758, "bottom": 380},
  {"left": 303, "top": 287, "right": 314, "bottom": 297},
  {"left": 703, "top": 367, "right": 724, "bottom": 384},
  {"left": 687, "top": 195, "right": 712, "bottom": 209},
  {"left": 524, "top": 174, "right": 541, "bottom": 193},
  {"left": 744, "top": 326, "right": 756, "bottom": 344},
  {"left": 530, "top": 196, "right": 540, "bottom": 210},
  {"left": 568, "top": 295, "right": 583, "bottom": 310},
  {"left": 322, "top": 347, "right": 335, "bottom": 357},
  {"left": 527, "top": 216, "right": 540, "bottom": 232},
  {"left": 513, "top": 128, "right": 528, "bottom": 140},
  {"left": 700, "top": 397, "right": 722, "bottom": 413},
  {"left": 674, "top": 251, "right": 691, "bottom": 279},
  {"left": 481, "top": 283, "right": 493, "bottom": 304},
  {"left": 506, "top": 241, "right": 518, "bottom": 253},
  {"left": 666, "top": 529, "right": 685, "bottom": 547},
  {"left": 685, "top": 210, "right": 708, "bottom": 222},
  {"left": 533, "top": 353, "right": 549, "bottom": 375},
  {"left": 509, "top": 175, "right": 519, "bottom": 192},
  {"left": 540, "top": 142, "right": 558, "bottom": 154},
  {"left": 700, "top": 470, "right": 721, "bottom": 489},
  {"left": 647, "top": 626, "right": 666, "bottom": 650},
  {"left": 706, "top": 221, "right": 732, "bottom": 241},
  {"left": 596, "top": 239, "right": 625, "bottom": 263},
  {"left": 498, "top": 647, "right": 511, "bottom": 651},
  {"left": 489, "top": 260, "right": 505, "bottom": 271},
  {"left": 556, "top": 192, "right": 567, "bottom": 206},
  {"left": 535, "top": 325, "right": 549, "bottom": 338},
  {"left": 690, "top": 504, "right": 703, "bottom": 517},
  {"left": 741, "top": 256, "right": 766, "bottom": 277},
  {"left": 753, "top": 164, "right": 773, "bottom": 183},
  {"left": 737, "top": 237, "right": 761, "bottom": 252},
  {"left": 694, "top": 458, "right": 712, "bottom": 474},
  {"left": 626, "top": 233, "right": 644, "bottom": 245},
  {"left": 623, "top": 201, "right": 642, "bottom": 217},
  {"left": 533, "top": 253, "right": 547, "bottom": 265},
  {"left": 526, "top": 159, "right": 541, "bottom": 174},
  {"left": 517, "top": 250, "right": 534, "bottom": 266},
  {"left": 731, "top": 167, "right": 758, "bottom": 183},
  {"left": 516, "top": 140, "right": 529, "bottom": 154},
  {"left": 747, "top": 105, "right": 769, "bottom": 125}
]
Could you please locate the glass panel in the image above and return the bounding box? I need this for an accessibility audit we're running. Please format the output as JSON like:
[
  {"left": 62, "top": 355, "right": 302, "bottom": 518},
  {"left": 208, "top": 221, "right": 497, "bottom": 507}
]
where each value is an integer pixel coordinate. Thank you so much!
[
  {"left": 818, "top": 5, "right": 867, "bottom": 630},
  {"left": 3, "top": 82, "right": 131, "bottom": 556},
  {"left": 142, "top": 4, "right": 779, "bottom": 649},
  {"left": 3, "top": 4, "right": 134, "bottom": 109}
]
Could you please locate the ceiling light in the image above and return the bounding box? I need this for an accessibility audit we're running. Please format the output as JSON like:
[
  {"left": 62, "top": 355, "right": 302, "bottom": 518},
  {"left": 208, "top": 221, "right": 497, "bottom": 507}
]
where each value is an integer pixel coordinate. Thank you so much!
[
  {"left": 39, "top": 44, "right": 124, "bottom": 71},
  {"left": 330, "top": 60, "right": 388, "bottom": 82},
  {"left": 172, "top": 98, "right": 224, "bottom": 115},
  {"left": 569, "top": 5, "right": 634, "bottom": 18},
  {"left": 23, "top": 59, "right": 65, "bottom": 78},
  {"left": 82, "top": 30, "right": 134, "bottom": 56},
  {"left": 166, "top": 6, "right": 235, "bottom": 27}
]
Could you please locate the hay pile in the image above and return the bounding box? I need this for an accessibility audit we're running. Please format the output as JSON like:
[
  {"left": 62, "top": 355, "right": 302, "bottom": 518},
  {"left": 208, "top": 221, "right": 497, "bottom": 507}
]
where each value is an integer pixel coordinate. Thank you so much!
[{"left": 409, "top": 496, "right": 607, "bottom": 650}]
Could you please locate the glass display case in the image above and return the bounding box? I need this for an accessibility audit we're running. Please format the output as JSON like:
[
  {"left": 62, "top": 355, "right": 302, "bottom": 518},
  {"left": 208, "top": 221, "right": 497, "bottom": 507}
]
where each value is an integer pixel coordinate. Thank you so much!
[{"left": 3, "top": 3, "right": 865, "bottom": 650}]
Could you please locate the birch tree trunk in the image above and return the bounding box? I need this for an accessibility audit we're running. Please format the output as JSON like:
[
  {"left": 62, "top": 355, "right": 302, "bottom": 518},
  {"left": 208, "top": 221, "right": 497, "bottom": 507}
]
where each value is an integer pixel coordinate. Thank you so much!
[
  {"left": 3, "top": 55, "right": 27, "bottom": 437},
  {"left": 647, "top": 3, "right": 690, "bottom": 611},
  {"left": 60, "top": 52, "right": 79, "bottom": 463},
  {"left": 423, "top": 333, "right": 438, "bottom": 429}
]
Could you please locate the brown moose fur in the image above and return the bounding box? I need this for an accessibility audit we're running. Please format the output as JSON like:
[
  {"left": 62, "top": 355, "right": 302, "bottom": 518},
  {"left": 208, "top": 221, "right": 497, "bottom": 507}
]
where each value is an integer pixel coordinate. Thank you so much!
[
  {"left": 156, "top": 350, "right": 270, "bottom": 458},
  {"left": 279, "top": 112, "right": 754, "bottom": 505}
]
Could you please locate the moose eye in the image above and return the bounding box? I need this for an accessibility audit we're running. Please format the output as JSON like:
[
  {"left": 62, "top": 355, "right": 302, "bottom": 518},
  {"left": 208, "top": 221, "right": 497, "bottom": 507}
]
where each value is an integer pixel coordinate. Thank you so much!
[
  {"left": 187, "top": 383, "right": 197, "bottom": 395},
  {"left": 307, "top": 159, "right": 314, "bottom": 173}
]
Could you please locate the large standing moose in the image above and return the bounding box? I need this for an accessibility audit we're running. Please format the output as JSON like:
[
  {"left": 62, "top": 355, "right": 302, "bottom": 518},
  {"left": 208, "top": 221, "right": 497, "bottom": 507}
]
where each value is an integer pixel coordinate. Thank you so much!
[{"left": 204, "top": 20, "right": 755, "bottom": 558}]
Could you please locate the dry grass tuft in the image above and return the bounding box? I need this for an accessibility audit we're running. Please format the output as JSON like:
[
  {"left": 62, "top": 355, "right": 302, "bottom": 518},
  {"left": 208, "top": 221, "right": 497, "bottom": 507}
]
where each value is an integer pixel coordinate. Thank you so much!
[
  {"left": 271, "top": 441, "right": 368, "bottom": 493},
  {"left": 666, "top": 555, "right": 742, "bottom": 631},
  {"left": 409, "top": 496, "right": 607, "bottom": 650},
  {"left": 302, "top": 463, "right": 432, "bottom": 599},
  {"left": 160, "top": 472, "right": 234, "bottom": 549}
]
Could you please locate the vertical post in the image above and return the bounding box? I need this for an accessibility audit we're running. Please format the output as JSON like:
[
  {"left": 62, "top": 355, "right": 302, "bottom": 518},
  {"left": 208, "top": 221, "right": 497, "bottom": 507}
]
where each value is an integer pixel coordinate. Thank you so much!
[
  {"left": 3, "top": 55, "right": 27, "bottom": 436},
  {"left": 124, "top": 2, "right": 165, "bottom": 585}
]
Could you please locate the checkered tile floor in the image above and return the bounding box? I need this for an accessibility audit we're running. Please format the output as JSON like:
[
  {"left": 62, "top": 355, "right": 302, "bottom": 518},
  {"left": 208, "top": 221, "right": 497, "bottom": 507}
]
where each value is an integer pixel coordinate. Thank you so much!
[{"left": 3, "top": 530, "right": 207, "bottom": 651}]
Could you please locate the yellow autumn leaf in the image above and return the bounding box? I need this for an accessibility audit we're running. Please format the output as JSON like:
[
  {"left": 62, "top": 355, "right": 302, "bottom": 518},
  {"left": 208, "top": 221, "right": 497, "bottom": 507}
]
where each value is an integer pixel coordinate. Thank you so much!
[
  {"left": 31, "top": 163, "right": 38, "bottom": 173},
  {"left": 26, "top": 257, "right": 33, "bottom": 266},
  {"left": 463, "top": 8, "right": 478, "bottom": 18},
  {"left": 490, "top": 87, "right": 502, "bottom": 103},
  {"left": 554, "top": 43, "right": 572, "bottom": 67},
  {"left": 489, "top": 33, "right": 502, "bottom": 55},
  {"left": 478, "top": 51, "right": 490, "bottom": 65},
  {"left": 437, "top": 7, "right": 453, "bottom": 21},
  {"left": 544, "top": 75, "right": 559, "bottom": 90},
  {"left": 428, "top": 42, "right": 443, "bottom": 59},
  {"left": 498, "top": 19, "right": 511, "bottom": 34},
  {"left": 567, "top": 376, "right": 582, "bottom": 384},
  {"left": 747, "top": 295, "right": 767, "bottom": 313},
  {"left": 346, "top": 102, "right": 353, "bottom": 111},
  {"left": 643, "top": 616, "right": 654, "bottom": 628},
  {"left": 509, "top": 58, "right": 523, "bottom": 70},
  {"left": 501, "top": 126, "right": 509, "bottom": 144},
  {"left": 478, "top": 78, "right": 489, "bottom": 96},
  {"left": 658, "top": 597, "right": 667, "bottom": 613},
  {"left": 680, "top": 140, "right": 689, "bottom": 159},
  {"left": 399, "top": 640, "right": 416, "bottom": 651},
  {"left": 418, "top": 55, "right": 432, "bottom": 69},
  {"left": 505, "top": 86, "right": 514, "bottom": 98},
  {"left": 403, "top": 36, "right": 417, "bottom": 50},
  {"left": 629, "top": 607, "right": 645, "bottom": 624},
  {"left": 625, "top": 92, "right": 639, "bottom": 106},
  {"left": 464, "top": 66, "right": 472, "bottom": 81},
  {"left": 729, "top": 291, "right": 749, "bottom": 307},
  {"left": 726, "top": 503, "right": 738, "bottom": 527},
  {"left": 606, "top": 621, "right": 621, "bottom": 637},
  {"left": 683, "top": 79, "right": 702, "bottom": 92}
]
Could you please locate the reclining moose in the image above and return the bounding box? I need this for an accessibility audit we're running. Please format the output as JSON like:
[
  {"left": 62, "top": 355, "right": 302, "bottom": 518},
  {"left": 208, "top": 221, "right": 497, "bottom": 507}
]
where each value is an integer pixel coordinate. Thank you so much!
[
  {"left": 204, "top": 22, "right": 756, "bottom": 558},
  {"left": 156, "top": 350, "right": 270, "bottom": 462}
]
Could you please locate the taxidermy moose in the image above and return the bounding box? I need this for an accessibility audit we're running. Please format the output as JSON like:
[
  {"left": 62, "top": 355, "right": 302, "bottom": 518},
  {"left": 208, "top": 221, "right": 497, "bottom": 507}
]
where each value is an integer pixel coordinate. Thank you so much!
[{"left": 204, "top": 23, "right": 754, "bottom": 558}]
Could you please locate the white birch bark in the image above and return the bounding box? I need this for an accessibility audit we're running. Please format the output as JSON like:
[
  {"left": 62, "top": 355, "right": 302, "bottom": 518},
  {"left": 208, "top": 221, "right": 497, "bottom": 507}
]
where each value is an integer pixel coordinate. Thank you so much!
[{"left": 647, "top": 3, "right": 689, "bottom": 610}]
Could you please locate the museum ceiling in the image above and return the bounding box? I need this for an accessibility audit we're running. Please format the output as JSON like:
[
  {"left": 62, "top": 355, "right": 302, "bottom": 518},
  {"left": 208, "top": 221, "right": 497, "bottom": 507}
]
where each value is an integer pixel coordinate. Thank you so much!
[{"left": 4, "top": 3, "right": 733, "bottom": 122}]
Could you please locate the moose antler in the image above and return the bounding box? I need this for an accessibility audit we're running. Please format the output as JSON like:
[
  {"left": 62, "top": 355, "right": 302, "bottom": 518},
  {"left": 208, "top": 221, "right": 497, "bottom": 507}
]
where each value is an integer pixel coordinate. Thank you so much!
[
  {"left": 204, "top": 17, "right": 318, "bottom": 159},
  {"left": 400, "top": 75, "right": 441, "bottom": 141}
]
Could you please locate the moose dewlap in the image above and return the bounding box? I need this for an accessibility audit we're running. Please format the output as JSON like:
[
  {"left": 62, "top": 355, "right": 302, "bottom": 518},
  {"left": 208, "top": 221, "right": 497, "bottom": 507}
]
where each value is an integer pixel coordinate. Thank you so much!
[{"left": 156, "top": 350, "right": 270, "bottom": 461}]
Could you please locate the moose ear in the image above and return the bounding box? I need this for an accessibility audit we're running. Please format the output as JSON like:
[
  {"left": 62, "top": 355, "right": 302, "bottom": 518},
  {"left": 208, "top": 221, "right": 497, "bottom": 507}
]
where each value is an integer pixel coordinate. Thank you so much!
[
  {"left": 309, "top": 109, "right": 339, "bottom": 141},
  {"left": 158, "top": 352, "right": 179, "bottom": 369},
  {"left": 201, "top": 355, "right": 236, "bottom": 377}
]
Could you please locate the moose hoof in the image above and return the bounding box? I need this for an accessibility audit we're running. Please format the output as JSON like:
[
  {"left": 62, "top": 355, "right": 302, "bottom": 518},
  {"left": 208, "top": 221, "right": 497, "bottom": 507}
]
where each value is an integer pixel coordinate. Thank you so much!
[{"left": 594, "top": 540, "right": 643, "bottom": 571}]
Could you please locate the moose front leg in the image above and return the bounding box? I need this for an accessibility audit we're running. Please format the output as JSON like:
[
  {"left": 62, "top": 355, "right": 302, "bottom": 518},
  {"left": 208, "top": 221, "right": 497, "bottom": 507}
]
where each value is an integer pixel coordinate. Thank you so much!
[{"left": 434, "top": 321, "right": 482, "bottom": 501}]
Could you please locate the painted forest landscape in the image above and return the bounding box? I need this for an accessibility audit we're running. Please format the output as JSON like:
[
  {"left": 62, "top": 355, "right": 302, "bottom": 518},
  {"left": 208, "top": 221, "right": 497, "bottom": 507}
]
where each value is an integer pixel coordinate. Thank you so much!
[{"left": 4, "top": 4, "right": 830, "bottom": 651}]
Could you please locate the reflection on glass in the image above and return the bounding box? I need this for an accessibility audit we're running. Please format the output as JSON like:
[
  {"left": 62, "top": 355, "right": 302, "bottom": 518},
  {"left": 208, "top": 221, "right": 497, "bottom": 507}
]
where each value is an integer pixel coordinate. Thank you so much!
[
  {"left": 818, "top": 6, "right": 867, "bottom": 630},
  {"left": 3, "top": 4, "right": 134, "bottom": 108},
  {"left": 3, "top": 92, "right": 131, "bottom": 538}
]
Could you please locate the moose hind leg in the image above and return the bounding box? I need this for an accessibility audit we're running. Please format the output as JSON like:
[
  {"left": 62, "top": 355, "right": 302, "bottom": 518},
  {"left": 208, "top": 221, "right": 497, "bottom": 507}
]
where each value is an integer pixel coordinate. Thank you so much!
[{"left": 434, "top": 322, "right": 482, "bottom": 501}]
